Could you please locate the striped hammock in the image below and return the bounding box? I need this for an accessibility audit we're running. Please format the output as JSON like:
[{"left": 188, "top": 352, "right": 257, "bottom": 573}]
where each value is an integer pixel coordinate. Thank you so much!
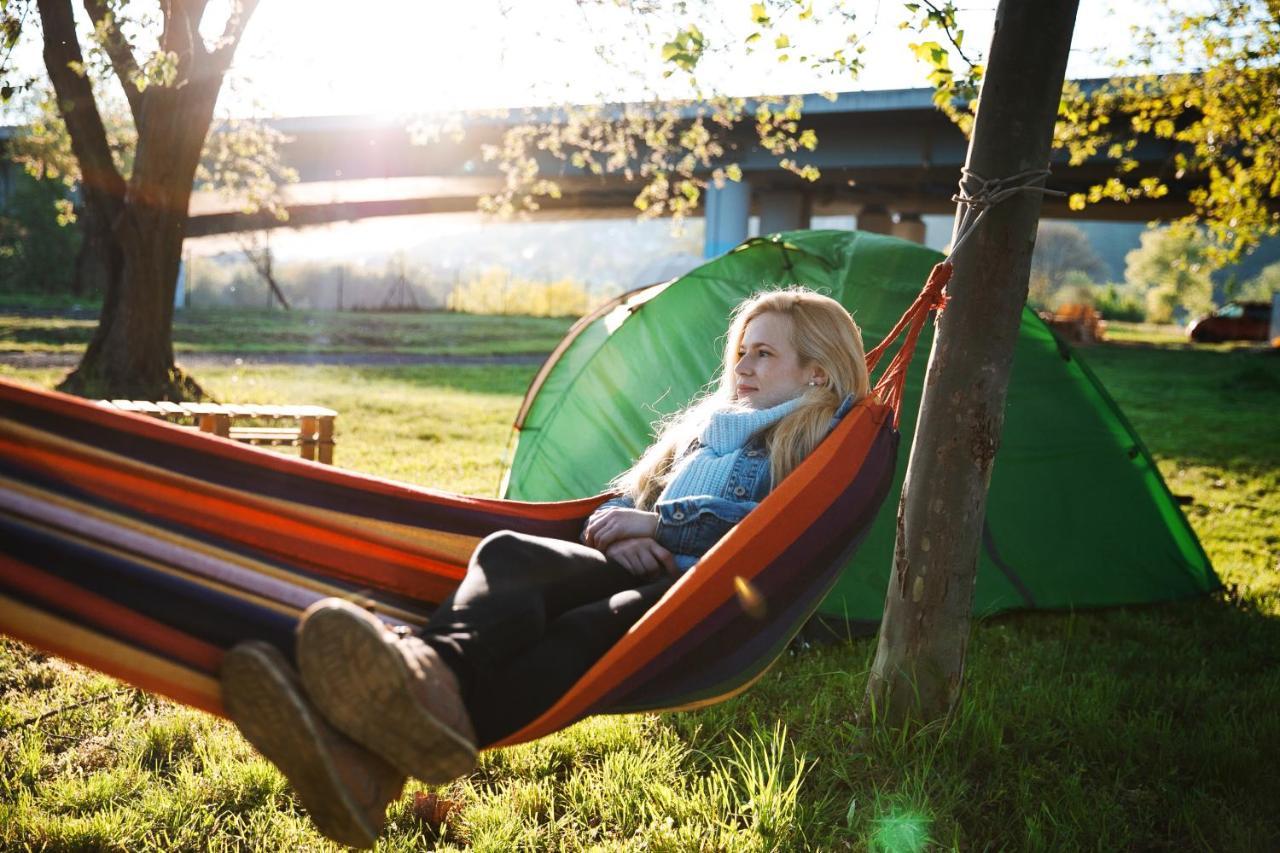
[{"left": 0, "top": 264, "right": 946, "bottom": 748}]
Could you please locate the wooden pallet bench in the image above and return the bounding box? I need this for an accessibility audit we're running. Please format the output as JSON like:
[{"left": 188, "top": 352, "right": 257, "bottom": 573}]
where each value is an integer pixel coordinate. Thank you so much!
[
  {"left": 97, "top": 400, "right": 337, "bottom": 464},
  {"left": 1037, "top": 303, "right": 1108, "bottom": 345}
]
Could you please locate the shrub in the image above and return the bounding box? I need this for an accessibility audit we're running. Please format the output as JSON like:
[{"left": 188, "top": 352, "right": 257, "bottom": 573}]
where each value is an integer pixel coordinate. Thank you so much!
[
  {"left": 1093, "top": 282, "right": 1147, "bottom": 322},
  {"left": 447, "top": 268, "right": 598, "bottom": 317}
]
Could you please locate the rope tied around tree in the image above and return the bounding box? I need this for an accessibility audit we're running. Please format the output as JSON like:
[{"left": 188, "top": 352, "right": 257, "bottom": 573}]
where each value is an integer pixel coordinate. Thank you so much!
[
  {"left": 865, "top": 167, "right": 1064, "bottom": 426},
  {"left": 948, "top": 167, "right": 1066, "bottom": 260}
]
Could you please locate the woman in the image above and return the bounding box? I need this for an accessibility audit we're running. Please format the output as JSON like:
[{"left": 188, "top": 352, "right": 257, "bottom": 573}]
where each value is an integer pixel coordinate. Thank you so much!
[{"left": 220, "top": 286, "right": 871, "bottom": 847}]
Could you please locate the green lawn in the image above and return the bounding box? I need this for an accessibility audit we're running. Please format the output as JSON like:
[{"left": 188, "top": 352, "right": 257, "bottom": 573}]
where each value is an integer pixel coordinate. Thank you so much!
[
  {"left": 1, "top": 329, "right": 1278, "bottom": 850},
  {"left": 1103, "top": 319, "right": 1189, "bottom": 346},
  {"left": 0, "top": 308, "right": 574, "bottom": 356}
]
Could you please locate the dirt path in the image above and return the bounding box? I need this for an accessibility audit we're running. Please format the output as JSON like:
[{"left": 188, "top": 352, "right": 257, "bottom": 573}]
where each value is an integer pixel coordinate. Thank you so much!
[{"left": 0, "top": 351, "right": 549, "bottom": 369}]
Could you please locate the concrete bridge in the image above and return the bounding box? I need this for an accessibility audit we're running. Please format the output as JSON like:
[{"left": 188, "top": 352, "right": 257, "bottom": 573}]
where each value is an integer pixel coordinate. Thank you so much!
[{"left": 4, "top": 85, "right": 1195, "bottom": 258}]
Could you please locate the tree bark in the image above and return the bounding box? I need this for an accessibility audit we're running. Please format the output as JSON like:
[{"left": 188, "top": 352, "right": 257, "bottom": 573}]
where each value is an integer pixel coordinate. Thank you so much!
[
  {"left": 864, "top": 0, "right": 1081, "bottom": 726},
  {"left": 37, "top": 0, "right": 257, "bottom": 400}
]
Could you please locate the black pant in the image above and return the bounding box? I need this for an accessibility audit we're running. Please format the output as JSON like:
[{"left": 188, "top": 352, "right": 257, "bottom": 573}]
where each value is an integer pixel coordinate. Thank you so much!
[{"left": 418, "top": 530, "right": 673, "bottom": 745}]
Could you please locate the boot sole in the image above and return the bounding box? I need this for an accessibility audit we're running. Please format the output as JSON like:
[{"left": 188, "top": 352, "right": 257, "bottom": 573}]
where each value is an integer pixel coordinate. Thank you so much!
[
  {"left": 220, "top": 642, "right": 382, "bottom": 849},
  {"left": 298, "top": 605, "right": 477, "bottom": 785}
]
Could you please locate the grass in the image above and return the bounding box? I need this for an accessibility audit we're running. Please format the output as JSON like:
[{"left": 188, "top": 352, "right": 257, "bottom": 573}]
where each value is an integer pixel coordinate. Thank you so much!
[
  {"left": 1104, "top": 320, "right": 1190, "bottom": 346},
  {"left": 0, "top": 307, "right": 574, "bottom": 356},
  {"left": 2, "top": 323, "right": 1278, "bottom": 850}
]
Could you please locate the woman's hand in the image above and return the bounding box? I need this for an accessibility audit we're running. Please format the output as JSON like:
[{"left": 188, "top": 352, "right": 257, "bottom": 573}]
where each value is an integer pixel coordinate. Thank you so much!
[
  {"left": 583, "top": 507, "right": 659, "bottom": 550},
  {"left": 604, "top": 537, "right": 675, "bottom": 579}
]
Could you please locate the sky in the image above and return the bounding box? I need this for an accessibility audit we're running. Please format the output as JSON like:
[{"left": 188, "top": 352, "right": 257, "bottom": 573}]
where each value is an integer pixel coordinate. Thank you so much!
[
  {"left": 220, "top": 0, "right": 1148, "bottom": 119},
  {"left": 3, "top": 1, "right": 1154, "bottom": 122}
]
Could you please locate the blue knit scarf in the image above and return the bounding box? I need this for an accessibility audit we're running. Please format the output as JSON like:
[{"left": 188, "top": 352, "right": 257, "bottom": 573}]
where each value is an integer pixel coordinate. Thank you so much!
[{"left": 660, "top": 395, "right": 804, "bottom": 502}]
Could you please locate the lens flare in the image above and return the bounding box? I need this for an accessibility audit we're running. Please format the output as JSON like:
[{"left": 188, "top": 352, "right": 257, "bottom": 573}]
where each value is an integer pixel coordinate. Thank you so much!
[{"left": 733, "top": 575, "right": 767, "bottom": 620}]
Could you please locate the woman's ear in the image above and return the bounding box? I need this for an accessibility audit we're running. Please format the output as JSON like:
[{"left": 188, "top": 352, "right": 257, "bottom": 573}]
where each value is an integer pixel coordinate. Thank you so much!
[{"left": 809, "top": 365, "right": 829, "bottom": 387}]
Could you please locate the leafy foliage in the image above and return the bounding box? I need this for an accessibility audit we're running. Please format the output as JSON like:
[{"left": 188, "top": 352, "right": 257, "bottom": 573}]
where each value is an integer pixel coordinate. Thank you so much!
[
  {"left": 1124, "top": 226, "right": 1216, "bottom": 322},
  {"left": 1057, "top": 0, "right": 1280, "bottom": 265},
  {"left": 0, "top": 169, "right": 80, "bottom": 292},
  {"left": 900, "top": 1, "right": 982, "bottom": 133},
  {"left": 6, "top": 90, "right": 137, "bottom": 226},
  {"left": 195, "top": 119, "right": 297, "bottom": 221},
  {"left": 473, "top": 0, "right": 869, "bottom": 222},
  {"left": 0, "top": 0, "right": 34, "bottom": 102},
  {"left": 1235, "top": 260, "right": 1280, "bottom": 301}
]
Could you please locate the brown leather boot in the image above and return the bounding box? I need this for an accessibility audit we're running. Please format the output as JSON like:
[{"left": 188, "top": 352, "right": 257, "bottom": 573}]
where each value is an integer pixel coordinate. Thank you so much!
[
  {"left": 296, "top": 598, "right": 478, "bottom": 785},
  {"left": 220, "top": 641, "right": 406, "bottom": 849}
]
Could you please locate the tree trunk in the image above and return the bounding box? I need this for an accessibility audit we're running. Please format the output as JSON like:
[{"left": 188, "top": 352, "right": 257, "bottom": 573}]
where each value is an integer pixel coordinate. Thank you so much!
[
  {"left": 62, "top": 66, "right": 226, "bottom": 400},
  {"left": 864, "top": 0, "right": 1081, "bottom": 726},
  {"left": 70, "top": 192, "right": 123, "bottom": 299},
  {"left": 38, "top": 0, "right": 258, "bottom": 400}
]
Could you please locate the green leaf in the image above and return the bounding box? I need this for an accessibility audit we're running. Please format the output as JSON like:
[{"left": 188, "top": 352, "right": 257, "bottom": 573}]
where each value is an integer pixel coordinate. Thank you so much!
[
  {"left": 751, "top": 2, "right": 770, "bottom": 25},
  {"left": 775, "top": 34, "right": 790, "bottom": 49}
]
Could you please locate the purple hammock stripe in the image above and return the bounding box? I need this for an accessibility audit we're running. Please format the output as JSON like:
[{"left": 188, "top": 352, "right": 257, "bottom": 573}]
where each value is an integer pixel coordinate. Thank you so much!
[{"left": 0, "top": 486, "right": 330, "bottom": 614}]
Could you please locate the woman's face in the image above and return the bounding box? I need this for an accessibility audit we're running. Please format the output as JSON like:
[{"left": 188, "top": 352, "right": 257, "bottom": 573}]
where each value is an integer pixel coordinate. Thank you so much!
[{"left": 733, "top": 311, "right": 815, "bottom": 409}]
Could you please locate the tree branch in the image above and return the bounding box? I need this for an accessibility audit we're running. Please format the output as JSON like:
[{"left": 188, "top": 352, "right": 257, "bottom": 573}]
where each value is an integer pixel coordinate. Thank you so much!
[
  {"left": 208, "top": 0, "right": 258, "bottom": 71},
  {"left": 35, "top": 0, "right": 126, "bottom": 198},
  {"left": 159, "top": 0, "right": 208, "bottom": 63},
  {"left": 918, "top": 0, "right": 978, "bottom": 71},
  {"left": 82, "top": 0, "right": 143, "bottom": 124}
]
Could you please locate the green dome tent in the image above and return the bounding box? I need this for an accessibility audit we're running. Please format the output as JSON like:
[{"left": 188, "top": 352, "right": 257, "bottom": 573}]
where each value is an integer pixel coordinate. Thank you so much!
[{"left": 501, "top": 230, "right": 1218, "bottom": 629}]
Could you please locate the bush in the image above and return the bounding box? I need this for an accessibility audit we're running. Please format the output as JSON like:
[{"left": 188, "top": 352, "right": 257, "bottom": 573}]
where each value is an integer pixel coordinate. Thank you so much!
[
  {"left": 0, "top": 171, "right": 81, "bottom": 294},
  {"left": 1234, "top": 261, "right": 1280, "bottom": 302},
  {"left": 1093, "top": 282, "right": 1147, "bottom": 322},
  {"left": 1124, "top": 226, "right": 1214, "bottom": 323},
  {"left": 446, "top": 268, "right": 598, "bottom": 317}
]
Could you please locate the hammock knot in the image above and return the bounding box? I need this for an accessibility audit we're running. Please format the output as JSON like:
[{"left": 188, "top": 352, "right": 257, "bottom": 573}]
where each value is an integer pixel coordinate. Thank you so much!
[{"left": 923, "top": 261, "right": 953, "bottom": 315}]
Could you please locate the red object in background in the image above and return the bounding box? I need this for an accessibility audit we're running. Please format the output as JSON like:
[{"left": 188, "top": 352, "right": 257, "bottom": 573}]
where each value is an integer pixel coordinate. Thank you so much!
[{"left": 1187, "top": 301, "right": 1272, "bottom": 343}]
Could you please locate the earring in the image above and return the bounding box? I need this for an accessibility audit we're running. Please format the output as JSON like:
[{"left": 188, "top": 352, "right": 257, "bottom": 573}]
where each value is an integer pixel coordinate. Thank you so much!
[{"left": 807, "top": 380, "right": 818, "bottom": 386}]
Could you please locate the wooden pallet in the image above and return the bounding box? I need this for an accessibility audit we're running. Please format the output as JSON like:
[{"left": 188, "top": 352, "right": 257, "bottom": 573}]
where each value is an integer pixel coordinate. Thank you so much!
[
  {"left": 1037, "top": 303, "right": 1107, "bottom": 345},
  {"left": 97, "top": 400, "right": 337, "bottom": 464}
]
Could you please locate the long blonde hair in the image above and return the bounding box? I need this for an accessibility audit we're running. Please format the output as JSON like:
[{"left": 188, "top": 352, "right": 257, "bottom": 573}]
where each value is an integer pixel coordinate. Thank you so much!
[{"left": 613, "top": 286, "right": 871, "bottom": 510}]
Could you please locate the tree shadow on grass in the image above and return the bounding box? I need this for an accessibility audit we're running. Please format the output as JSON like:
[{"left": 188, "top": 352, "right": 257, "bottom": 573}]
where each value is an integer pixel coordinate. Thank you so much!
[{"left": 665, "top": 589, "right": 1280, "bottom": 850}]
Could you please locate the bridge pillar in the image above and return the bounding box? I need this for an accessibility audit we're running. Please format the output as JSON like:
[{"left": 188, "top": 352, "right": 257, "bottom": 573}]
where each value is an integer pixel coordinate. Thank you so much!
[
  {"left": 891, "top": 212, "right": 927, "bottom": 244},
  {"left": 857, "top": 204, "right": 892, "bottom": 235},
  {"left": 757, "top": 190, "right": 811, "bottom": 236},
  {"left": 704, "top": 178, "right": 752, "bottom": 258}
]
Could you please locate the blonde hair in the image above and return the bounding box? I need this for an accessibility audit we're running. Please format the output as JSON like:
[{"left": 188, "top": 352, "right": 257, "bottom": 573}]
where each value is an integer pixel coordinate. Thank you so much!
[{"left": 613, "top": 286, "right": 871, "bottom": 510}]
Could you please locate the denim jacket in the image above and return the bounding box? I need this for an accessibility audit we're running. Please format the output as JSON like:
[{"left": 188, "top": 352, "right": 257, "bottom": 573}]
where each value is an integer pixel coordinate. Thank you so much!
[{"left": 589, "top": 394, "right": 858, "bottom": 566}]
